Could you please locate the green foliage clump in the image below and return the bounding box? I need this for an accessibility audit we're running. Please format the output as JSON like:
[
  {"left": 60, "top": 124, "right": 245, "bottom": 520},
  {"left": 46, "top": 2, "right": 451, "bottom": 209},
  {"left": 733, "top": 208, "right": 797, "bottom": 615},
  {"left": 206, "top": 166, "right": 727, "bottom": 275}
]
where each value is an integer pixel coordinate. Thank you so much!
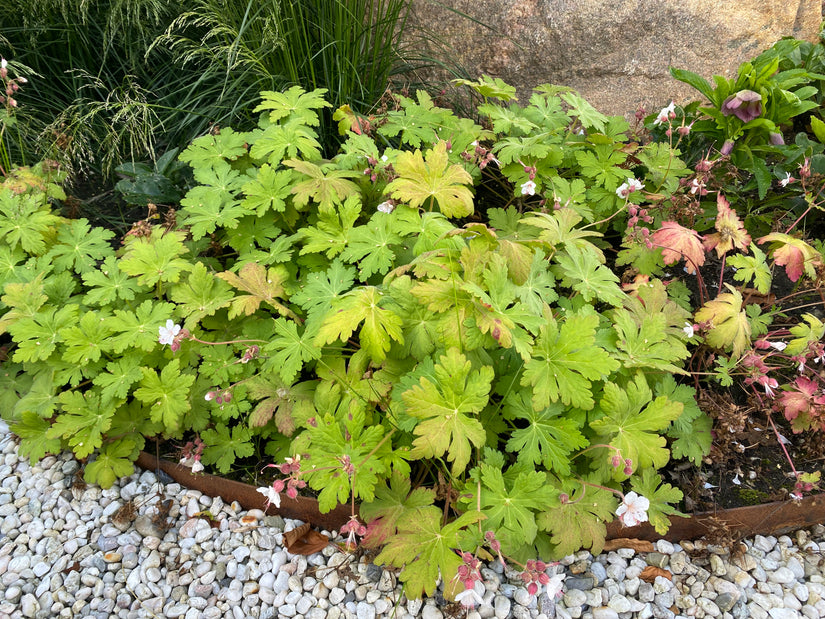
[{"left": 1, "top": 81, "right": 708, "bottom": 599}]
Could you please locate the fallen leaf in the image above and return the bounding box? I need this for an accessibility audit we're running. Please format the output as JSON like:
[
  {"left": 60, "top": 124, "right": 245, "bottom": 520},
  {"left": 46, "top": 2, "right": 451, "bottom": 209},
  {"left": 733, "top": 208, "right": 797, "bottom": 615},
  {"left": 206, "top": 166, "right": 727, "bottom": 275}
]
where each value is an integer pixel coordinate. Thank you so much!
[
  {"left": 603, "top": 538, "right": 655, "bottom": 553},
  {"left": 283, "top": 522, "right": 329, "bottom": 555},
  {"left": 640, "top": 565, "right": 672, "bottom": 582}
]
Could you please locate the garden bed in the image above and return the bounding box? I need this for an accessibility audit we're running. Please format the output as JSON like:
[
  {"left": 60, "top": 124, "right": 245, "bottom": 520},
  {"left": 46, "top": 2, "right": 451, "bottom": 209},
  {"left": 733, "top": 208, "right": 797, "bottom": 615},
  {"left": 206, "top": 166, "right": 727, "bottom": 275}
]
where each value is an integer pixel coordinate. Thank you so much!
[{"left": 136, "top": 449, "right": 825, "bottom": 546}]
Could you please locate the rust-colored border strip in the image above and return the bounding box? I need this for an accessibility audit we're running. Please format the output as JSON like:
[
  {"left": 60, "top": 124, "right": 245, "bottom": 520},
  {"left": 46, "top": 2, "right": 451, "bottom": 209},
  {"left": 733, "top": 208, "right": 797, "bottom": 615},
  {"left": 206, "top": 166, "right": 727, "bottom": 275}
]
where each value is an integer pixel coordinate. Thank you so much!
[
  {"left": 138, "top": 452, "right": 825, "bottom": 540},
  {"left": 607, "top": 493, "right": 825, "bottom": 542},
  {"left": 136, "top": 452, "right": 352, "bottom": 532}
]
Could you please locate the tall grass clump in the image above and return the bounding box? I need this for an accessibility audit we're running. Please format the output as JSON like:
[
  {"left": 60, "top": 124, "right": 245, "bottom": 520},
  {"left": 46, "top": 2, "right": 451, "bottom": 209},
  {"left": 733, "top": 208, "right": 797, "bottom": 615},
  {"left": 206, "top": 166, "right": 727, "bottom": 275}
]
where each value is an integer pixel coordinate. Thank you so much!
[
  {"left": 156, "top": 0, "right": 414, "bottom": 153},
  {"left": 0, "top": 0, "right": 178, "bottom": 176},
  {"left": 0, "top": 0, "right": 443, "bottom": 178}
]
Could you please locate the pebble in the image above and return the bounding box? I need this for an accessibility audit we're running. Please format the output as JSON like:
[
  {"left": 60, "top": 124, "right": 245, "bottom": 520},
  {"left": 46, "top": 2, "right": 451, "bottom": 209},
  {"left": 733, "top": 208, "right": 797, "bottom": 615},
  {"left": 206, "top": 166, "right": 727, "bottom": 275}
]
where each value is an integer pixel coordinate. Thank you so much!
[{"left": 1, "top": 420, "right": 825, "bottom": 619}]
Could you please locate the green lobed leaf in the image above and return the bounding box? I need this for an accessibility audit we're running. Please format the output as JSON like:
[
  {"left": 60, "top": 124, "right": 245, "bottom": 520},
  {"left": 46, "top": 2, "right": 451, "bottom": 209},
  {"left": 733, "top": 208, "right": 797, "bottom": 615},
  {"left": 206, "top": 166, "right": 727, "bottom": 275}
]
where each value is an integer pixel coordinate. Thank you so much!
[
  {"left": 386, "top": 142, "right": 474, "bottom": 218},
  {"left": 44, "top": 218, "right": 115, "bottom": 274},
  {"left": 522, "top": 310, "right": 620, "bottom": 411},
  {"left": 134, "top": 359, "right": 195, "bottom": 431},
  {"left": 81, "top": 256, "right": 142, "bottom": 306},
  {"left": 536, "top": 477, "right": 616, "bottom": 557},
  {"left": 10, "top": 411, "right": 62, "bottom": 464},
  {"left": 108, "top": 299, "right": 176, "bottom": 353},
  {"left": 402, "top": 348, "right": 493, "bottom": 474},
  {"left": 590, "top": 373, "right": 684, "bottom": 471},
  {"left": 47, "top": 390, "right": 117, "bottom": 459},
  {"left": 315, "top": 286, "right": 404, "bottom": 364},
  {"left": 85, "top": 440, "right": 136, "bottom": 488},
  {"left": 503, "top": 392, "right": 588, "bottom": 476},
  {"left": 359, "top": 470, "right": 436, "bottom": 548},
  {"left": 200, "top": 425, "right": 255, "bottom": 474},
  {"left": 119, "top": 228, "right": 191, "bottom": 287},
  {"left": 373, "top": 506, "right": 484, "bottom": 599}
]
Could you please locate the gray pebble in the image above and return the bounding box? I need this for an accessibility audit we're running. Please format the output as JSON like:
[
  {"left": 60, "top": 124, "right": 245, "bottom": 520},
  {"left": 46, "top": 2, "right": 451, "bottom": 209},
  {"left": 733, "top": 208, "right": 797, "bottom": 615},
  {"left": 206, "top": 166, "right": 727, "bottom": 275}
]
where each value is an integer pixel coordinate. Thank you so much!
[{"left": 494, "top": 594, "right": 511, "bottom": 619}]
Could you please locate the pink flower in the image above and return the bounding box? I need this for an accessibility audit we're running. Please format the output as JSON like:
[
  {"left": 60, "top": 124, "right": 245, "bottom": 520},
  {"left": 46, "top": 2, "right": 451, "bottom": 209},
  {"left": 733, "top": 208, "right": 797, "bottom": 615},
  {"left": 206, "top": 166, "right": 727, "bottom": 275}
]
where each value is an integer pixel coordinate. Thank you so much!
[
  {"left": 454, "top": 588, "right": 485, "bottom": 608},
  {"left": 376, "top": 201, "right": 395, "bottom": 214},
  {"left": 757, "top": 375, "right": 779, "bottom": 398},
  {"left": 545, "top": 573, "right": 566, "bottom": 598},
  {"left": 158, "top": 319, "right": 181, "bottom": 346},
  {"left": 256, "top": 484, "right": 281, "bottom": 509},
  {"left": 616, "top": 491, "right": 650, "bottom": 527},
  {"left": 653, "top": 102, "right": 676, "bottom": 126},
  {"left": 521, "top": 180, "right": 537, "bottom": 196},
  {"left": 616, "top": 178, "right": 643, "bottom": 199}
]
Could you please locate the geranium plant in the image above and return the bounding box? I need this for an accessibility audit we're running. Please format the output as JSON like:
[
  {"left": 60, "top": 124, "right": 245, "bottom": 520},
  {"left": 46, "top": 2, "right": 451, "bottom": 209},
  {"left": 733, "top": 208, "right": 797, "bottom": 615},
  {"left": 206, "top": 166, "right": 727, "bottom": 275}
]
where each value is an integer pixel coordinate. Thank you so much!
[{"left": 1, "top": 79, "right": 709, "bottom": 600}]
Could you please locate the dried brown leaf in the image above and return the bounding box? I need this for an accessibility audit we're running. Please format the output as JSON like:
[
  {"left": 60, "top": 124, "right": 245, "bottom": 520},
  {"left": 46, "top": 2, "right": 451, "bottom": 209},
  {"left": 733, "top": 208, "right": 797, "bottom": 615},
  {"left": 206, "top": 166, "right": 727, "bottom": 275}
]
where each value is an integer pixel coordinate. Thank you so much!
[
  {"left": 640, "top": 565, "right": 672, "bottom": 582},
  {"left": 602, "top": 538, "right": 655, "bottom": 553},
  {"left": 283, "top": 523, "right": 329, "bottom": 555}
]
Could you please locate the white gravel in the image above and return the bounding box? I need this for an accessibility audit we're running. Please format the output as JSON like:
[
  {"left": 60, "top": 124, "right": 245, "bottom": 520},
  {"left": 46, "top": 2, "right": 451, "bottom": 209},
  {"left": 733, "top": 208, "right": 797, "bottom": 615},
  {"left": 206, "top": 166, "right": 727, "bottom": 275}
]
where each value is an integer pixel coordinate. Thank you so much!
[{"left": 2, "top": 419, "right": 825, "bottom": 619}]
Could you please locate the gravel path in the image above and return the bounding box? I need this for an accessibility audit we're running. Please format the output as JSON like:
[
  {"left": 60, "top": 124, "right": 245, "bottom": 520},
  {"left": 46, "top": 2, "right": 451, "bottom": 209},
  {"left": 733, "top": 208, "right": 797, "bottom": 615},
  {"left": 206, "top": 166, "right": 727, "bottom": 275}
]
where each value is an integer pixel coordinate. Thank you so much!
[{"left": 2, "top": 420, "right": 825, "bottom": 619}]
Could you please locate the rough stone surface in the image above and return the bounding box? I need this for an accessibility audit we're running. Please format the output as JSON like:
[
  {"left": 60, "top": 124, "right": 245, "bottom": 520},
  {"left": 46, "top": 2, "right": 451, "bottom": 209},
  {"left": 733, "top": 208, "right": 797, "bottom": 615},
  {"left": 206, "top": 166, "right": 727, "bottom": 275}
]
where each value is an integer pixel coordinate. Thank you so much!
[{"left": 408, "top": 0, "right": 823, "bottom": 115}]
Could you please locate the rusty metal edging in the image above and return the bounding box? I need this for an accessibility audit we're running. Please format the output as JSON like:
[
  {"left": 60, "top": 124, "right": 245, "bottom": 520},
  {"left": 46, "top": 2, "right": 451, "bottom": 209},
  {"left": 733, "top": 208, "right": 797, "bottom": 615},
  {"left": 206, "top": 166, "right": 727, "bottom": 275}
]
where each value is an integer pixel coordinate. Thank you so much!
[
  {"left": 136, "top": 451, "right": 352, "bottom": 532},
  {"left": 137, "top": 451, "right": 825, "bottom": 541}
]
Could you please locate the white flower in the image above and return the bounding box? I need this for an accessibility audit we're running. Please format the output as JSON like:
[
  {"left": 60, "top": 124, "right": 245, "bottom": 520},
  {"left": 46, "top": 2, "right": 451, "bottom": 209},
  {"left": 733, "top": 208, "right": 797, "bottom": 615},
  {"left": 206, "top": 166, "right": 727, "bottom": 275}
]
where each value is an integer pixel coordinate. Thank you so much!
[
  {"left": 616, "top": 491, "right": 650, "bottom": 527},
  {"left": 545, "top": 573, "right": 566, "bottom": 598},
  {"left": 769, "top": 341, "right": 787, "bottom": 351},
  {"left": 703, "top": 482, "right": 717, "bottom": 489},
  {"left": 381, "top": 154, "right": 388, "bottom": 162},
  {"left": 256, "top": 485, "right": 281, "bottom": 509},
  {"left": 732, "top": 472, "right": 741, "bottom": 485},
  {"left": 454, "top": 588, "right": 485, "bottom": 608},
  {"left": 779, "top": 172, "right": 794, "bottom": 187},
  {"left": 521, "top": 180, "right": 537, "bottom": 196},
  {"left": 376, "top": 201, "right": 395, "bottom": 214},
  {"left": 191, "top": 460, "right": 204, "bottom": 473},
  {"left": 653, "top": 101, "right": 676, "bottom": 126},
  {"left": 158, "top": 319, "right": 181, "bottom": 346},
  {"left": 682, "top": 322, "right": 695, "bottom": 338},
  {"left": 1, "top": 59, "right": 6, "bottom": 70},
  {"left": 615, "top": 178, "right": 643, "bottom": 199}
]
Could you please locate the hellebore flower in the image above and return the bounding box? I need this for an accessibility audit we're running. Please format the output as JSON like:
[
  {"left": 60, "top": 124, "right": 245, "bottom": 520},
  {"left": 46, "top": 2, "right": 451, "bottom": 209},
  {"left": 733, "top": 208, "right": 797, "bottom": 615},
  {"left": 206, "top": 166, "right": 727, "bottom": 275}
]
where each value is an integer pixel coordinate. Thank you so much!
[
  {"left": 721, "top": 90, "right": 762, "bottom": 123},
  {"left": 769, "top": 132, "right": 784, "bottom": 146}
]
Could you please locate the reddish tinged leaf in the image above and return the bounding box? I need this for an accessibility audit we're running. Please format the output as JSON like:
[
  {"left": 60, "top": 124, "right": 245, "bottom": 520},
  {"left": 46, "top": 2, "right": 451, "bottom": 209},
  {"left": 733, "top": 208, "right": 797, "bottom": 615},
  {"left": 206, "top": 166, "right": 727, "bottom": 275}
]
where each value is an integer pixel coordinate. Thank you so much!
[
  {"left": 779, "top": 377, "right": 825, "bottom": 432},
  {"left": 703, "top": 194, "right": 751, "bottom": 257},
  {"left": 651, "top": 222, "right": 705, "bottom": 274},
  {"left": 758, "top": 233, "right": 822, "bottom": 282},
  {"left": 283, "top": 523, "right": 329, "bottom": 555}
]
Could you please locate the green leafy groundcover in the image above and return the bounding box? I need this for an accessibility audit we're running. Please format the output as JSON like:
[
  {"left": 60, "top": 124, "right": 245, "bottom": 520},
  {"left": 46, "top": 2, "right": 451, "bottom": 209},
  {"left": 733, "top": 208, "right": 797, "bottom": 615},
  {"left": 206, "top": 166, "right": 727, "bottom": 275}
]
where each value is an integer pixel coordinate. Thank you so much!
[{"left": 0, "top": 81, "right": 711, "bottom": 599}]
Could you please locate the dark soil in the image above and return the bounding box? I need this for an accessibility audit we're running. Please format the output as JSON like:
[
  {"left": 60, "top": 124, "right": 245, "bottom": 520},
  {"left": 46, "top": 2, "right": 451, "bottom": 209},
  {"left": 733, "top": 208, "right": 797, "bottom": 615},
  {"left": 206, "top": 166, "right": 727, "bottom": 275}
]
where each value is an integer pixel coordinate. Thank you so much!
[{"left": 671, "top": 387, "right": 825, "bottom": 514}]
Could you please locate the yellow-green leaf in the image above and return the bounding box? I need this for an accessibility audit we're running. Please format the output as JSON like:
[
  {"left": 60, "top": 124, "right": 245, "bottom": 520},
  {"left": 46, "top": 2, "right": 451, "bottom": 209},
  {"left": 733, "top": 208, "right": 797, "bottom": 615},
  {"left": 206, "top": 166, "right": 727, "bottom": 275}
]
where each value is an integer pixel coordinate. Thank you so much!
[{"left": 386, "top": 142, "right": 474, "bottom": 218}]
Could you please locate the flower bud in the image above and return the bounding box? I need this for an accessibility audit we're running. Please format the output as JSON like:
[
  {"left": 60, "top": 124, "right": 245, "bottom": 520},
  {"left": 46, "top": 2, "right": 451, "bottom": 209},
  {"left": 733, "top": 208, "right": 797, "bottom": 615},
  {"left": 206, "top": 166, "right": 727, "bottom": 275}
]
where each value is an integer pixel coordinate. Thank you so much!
[{"left": 720, "top": 139, "right": 735, "bottom": 156}]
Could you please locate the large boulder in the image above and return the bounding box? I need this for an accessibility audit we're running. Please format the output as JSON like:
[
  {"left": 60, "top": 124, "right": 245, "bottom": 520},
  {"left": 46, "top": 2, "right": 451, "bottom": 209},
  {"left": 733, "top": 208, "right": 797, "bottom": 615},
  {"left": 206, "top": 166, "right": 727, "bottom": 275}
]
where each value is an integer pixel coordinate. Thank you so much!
[{"left": 409, "top": 0, "right": 823, "bottom": 115}]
